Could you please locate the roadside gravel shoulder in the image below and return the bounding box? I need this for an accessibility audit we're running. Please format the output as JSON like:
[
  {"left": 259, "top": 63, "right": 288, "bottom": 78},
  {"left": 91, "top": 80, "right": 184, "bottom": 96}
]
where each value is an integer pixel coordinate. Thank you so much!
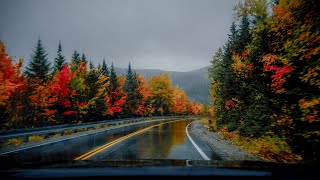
[{"left": 191, "top": 120, "right": 262, "bottom": 161}]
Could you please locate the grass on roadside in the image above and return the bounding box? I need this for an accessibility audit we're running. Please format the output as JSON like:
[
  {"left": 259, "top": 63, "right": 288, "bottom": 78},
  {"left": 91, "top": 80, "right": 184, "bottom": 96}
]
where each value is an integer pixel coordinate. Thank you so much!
[
  {"left": 76, "top": 128, "right": 85, "bottom": 133},
  {"left": 0, "top": 138, "right": 24, "bottom": 147},
  {"left": 28, "top": 135, "right": 44, "bottom": 142},
  {"left": 207, "top": 118, "right": 302, "bottom": 163},
  {"left": 50, "top": 133, "right": 62, "bottom": 138},
  {"left": 64, "top": 129, "right": 74, "bottom": 135}
]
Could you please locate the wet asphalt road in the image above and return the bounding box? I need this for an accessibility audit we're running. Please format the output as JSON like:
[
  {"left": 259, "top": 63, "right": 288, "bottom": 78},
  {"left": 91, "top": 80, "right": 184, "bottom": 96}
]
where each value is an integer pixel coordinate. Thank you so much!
[{"left": 0, "top": 119, "right": 216, "bottom": 167}]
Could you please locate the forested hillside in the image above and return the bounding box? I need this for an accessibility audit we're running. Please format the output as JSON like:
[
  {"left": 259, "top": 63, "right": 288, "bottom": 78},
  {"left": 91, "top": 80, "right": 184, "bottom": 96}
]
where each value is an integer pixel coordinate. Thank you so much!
[{"left": 209, "top": 0, "right": 319, "bottom": 162}]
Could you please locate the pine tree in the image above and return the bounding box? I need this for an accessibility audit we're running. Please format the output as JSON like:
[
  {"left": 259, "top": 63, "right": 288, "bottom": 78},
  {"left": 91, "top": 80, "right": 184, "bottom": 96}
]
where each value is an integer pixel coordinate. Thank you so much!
[
  {"left": 101, "top": 59, "right": 109, "bottom": 77},
  {"left": 124, "top": 63, "right": 138, "bottom": 116},
  {"left": 70, "top": 50, "right": 82, "bottom": 72},
  {"left": 26, "top": 39, "right": 51, "bottom": 82},
  {"left": 106, "top": 63, "right": 126, "bottom": 117},
  {"left": 84, "top": 61, "right": 100, "bottom": 121},
  {"left": 89, "top": 61, "right": 94, "bottom": 70},
  {"left": 215, "top": 22, "right": 240, "bottom": 130},
  {"left": 53, "top": 41, "right": 66, "bottom": 72},
  {"left": 81, "top": 53, "right": 87, "bottom": 64},
  {"left": 71, "top": 50, "right": 81, "bottom": 65},
  {"left": 109, "top": 63, "right": 119, "bottom": 91},
  {"left": 237, "top": 10, "right": 274, "bottom": 137},
  {"left": 238, "top": 15, "right": 251, "bottom": 52}
]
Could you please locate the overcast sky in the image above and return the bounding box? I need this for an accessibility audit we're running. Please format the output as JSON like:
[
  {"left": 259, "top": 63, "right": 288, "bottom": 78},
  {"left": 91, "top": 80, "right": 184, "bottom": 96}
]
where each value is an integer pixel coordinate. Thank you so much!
[{"left": 0, "top": 0, "right": 239, "bottom": 72}]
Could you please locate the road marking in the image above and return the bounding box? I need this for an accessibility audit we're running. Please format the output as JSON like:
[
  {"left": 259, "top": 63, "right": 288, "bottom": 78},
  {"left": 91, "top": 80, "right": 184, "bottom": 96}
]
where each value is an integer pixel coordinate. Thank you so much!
[
  {"left": 0, "top": 119, "right": 169, "bottom": 156},
  {"left": 185, "top": 121, "right": 210, "bottom": 160},
  {"left": 74, "top": 120, "right": 182, "bottom": 160}
]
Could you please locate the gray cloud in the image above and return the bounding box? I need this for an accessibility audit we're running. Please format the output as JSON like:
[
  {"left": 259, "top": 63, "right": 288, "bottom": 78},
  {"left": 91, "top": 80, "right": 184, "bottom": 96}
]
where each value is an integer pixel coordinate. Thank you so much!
[{"left": 0, "top": 0, "right": 239, "bottom": 71}]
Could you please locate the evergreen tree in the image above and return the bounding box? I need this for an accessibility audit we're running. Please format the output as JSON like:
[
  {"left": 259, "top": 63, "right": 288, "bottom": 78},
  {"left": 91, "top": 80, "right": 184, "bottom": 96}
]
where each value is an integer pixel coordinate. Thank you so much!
[
  {"left": 85, "top": 61, "right": 100, "bottom": 121},
  {"left": 70, "top": 50, "right": 82, "bottom": 72},
  {"left": 216, "top": 17, "right": 252, "bottom": 131},
  {"left": 53, "top": 41, "right": 66, "bottom": 72},
  {"left": 237, "top": 9, "right": 273, "bottom": 137},
  {"left": 106, "top": 63, "right": 126, "bottom": 118},
  {"left": 109, "top": 63, "right": 119, "bottom": 91},
  {"left": 101, "top": 59, "right": 109, "bottom": 77},
  {"left": 81, "top": 53, "right": 87, "bottom": 64},
  {"left": 238, "top": 15, "right": 251, "bottom": 52},
  {"left": 124, "top": 63, "right": 138, "bottom": 116},
  {"left": 26, "top": 39, "right": 51, "bottom": 82},
  {"left": 216, "top": 22, "right": 241, "bottom": 130},
  {"left": 71, "top": 50, "right": 81, "bottom": 64},
  {"left": 89, "top": 60, "right": 94, "bottom": 69}
]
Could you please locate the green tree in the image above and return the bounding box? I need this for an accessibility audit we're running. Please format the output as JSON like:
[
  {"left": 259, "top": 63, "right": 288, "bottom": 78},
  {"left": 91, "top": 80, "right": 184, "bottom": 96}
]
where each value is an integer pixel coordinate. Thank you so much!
[
  {"left": 101, "top": 59, "right": 109, "bottom": 77},
  {"left": 109, "top": 63, "right": 119, "bottom": 92},
  {"left": 71, "top": 50, "right": 81, "bottom": 65},
  {"left": 84, "top": 61, "right": 101, "bottom": 121},
  {"left": 68, "top": 58, "right": 88, "bottom": 121},
  {"left": 81, "top": 53, "right": 87, "bottom": 64},
  {"left": 53, "top": 41, "right": 66, "bottom": 72},
  {"left": 215, "top": 22, "right": 241, "bottom": 130},
  {"left": 25, "top": 39, "right": 51, "bottom": 82},
  {"left": 238, "top": 15, "right": 251, "bottom": 51},
  {"left": 124, "top": 63, "right": 138, "bottom": 116}
]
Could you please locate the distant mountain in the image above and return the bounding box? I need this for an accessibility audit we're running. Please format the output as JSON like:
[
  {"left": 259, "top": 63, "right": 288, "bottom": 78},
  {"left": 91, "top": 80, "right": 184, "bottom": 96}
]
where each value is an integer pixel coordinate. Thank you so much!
[{"left": 115, "top": 66, "right": 211, "bottom": 104}]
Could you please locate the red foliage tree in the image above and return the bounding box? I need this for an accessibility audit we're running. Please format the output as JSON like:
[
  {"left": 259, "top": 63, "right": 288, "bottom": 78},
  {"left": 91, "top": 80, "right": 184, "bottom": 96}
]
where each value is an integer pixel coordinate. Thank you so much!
[
  {"left": 0, "top": 41, "right": 24, "bottom": 105},
  {"left": 46, "top": 64, "right": 77, "bottom": 122},
  {"left": 105, "top": 76, "right": 126, "bottom": 117}
]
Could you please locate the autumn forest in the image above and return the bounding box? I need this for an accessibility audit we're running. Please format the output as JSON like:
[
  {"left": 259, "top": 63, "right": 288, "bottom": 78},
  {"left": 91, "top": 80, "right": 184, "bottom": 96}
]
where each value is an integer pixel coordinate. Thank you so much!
[
  {"left": 0, "top": 40, "right": 205, "bottom": 130},
  {"left": 208, "top": 0, "right": 319, "bottom": 162},
  {"left": 1, "top": 0, "right": 319, "bottom": 163}
]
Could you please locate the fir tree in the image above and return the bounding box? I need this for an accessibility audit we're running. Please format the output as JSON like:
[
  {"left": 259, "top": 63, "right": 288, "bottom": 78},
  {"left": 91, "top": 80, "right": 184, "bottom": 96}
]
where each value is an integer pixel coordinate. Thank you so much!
[
  {"left": 238, "top": 15, "right": 251, "bottom": 51},
  {"left": 109, "top": 63, "right": 119, "bottom": 91},
  {"left": 85, "top": 60, "right": 100, "bottom": 120},
  {"left": 53, "top": 41, "right": 66, "bottom": 72},
  {"left": 26, "top": 39, "right": 51, "bottom": 82},
  {"left": 101, "top": 59, "right": 109, "bottom": 77},
  {"left": 81, "top": 53, "right": 87, "bottom": 64},
  {"left": 124, "top": 63, "right": 138, "bottom": 116},
  {"left": 89, "top": 60, "right": 94, "bottom": 70},
  {"left": 71, "top": 50, "right": 81, "bottom": 65}
]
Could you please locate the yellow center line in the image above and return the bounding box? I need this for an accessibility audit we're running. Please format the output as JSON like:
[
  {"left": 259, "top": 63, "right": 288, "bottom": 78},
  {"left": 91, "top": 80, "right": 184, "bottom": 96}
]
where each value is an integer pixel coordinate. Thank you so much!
[{"left": 74, "top": 119, "right": 182, "bottom": 160}]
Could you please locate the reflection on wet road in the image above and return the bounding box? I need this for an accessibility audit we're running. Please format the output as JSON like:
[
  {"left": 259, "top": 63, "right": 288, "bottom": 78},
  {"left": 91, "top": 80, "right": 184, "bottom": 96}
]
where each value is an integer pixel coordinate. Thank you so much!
[
  {"left": 90, "top": 120, "right": 207, "bottom": 160},
  {"left": 0, "top": 119, "right": 216, "bottom": 166}
]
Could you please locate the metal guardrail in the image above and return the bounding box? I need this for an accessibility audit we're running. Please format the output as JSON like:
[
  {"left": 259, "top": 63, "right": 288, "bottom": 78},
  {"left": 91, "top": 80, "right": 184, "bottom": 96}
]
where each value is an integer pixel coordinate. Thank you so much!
[{"left": 0, "top": 116, "right": 195, "bottom": 144}]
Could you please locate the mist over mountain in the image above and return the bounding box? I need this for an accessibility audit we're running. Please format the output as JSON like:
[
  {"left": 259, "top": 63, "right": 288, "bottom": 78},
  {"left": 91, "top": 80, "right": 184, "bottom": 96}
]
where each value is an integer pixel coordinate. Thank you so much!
[{"left": 115, "top": 66, "right": 211, "bottom": 104}]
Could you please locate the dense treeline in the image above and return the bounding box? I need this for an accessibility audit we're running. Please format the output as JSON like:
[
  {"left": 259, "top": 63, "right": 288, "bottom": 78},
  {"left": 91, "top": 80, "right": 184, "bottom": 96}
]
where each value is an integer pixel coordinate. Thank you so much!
[
  {"left": 0, "top": 40, "right": 204, "bottom": 130},
  {"left": 209, "top": 0, "right": 319, "bottom": 161}
]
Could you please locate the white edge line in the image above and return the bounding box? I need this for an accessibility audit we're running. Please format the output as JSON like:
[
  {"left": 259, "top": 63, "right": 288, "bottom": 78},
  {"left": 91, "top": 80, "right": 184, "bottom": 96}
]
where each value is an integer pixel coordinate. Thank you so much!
[
  {"left": 0, "top": 119, "right": 168, "bottom": 156},
  {"left": 186, "top": 121, "right": 210, "bottom": 160}
]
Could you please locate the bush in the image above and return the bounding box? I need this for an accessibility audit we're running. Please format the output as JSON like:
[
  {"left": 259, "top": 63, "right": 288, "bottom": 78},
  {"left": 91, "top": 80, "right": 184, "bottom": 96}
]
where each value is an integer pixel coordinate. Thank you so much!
[{"left": 248, "top": 136, "right": 302, "bottom": 163}]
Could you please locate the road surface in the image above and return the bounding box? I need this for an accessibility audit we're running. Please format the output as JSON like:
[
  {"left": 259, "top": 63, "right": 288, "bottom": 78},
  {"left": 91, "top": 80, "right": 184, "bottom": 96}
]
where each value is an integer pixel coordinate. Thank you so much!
[{"left": 0, "top": 119, "right": 217, "bottom": 167}]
